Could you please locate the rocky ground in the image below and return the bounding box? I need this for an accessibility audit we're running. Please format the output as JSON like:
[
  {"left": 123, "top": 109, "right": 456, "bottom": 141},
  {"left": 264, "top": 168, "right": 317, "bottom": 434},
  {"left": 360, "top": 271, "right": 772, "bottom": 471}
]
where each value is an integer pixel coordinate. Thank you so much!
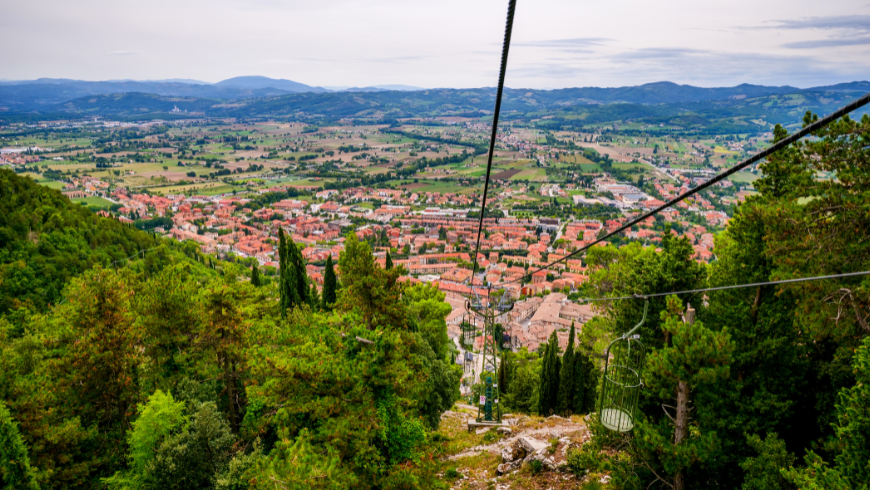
[{"left": 434, "top": 403, "right": 607, "bottom": 489}]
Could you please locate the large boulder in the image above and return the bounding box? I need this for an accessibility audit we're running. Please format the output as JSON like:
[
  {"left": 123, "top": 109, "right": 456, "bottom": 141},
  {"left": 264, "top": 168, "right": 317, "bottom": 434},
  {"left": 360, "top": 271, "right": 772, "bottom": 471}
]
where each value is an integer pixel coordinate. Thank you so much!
[
  {"left": 496, "top": 426, "right": 513, "bottom": 436},
  {"left": 518, "top": 435, "right": 549, "bottom": 454},
  {"left": 501, "top": 440, "right": 526, "bottom": 463},
  {"left": 522, "top": 451, "right": 557, "bottom": 472},
  {"left": 496, "top": 460, "right": 522, "bottom": 475}
]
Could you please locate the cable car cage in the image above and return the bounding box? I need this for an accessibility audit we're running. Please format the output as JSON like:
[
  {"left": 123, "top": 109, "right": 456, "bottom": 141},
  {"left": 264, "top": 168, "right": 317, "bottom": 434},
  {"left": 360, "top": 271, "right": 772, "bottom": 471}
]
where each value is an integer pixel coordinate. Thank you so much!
[{"left": 599, "top": 299, "right": 648, "bottom": 432}]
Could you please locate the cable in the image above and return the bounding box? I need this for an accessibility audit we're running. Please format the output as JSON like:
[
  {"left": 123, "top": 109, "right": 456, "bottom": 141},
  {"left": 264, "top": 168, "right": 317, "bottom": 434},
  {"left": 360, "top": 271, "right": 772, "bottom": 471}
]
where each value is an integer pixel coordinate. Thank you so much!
[
  {"left": 572, "top": 270, "right": 870, "bottom": 302},
  {"left": 470, "top": 0, "right": 517, "bottom": 280},
  {"left": 505, "top": 90, "right": 870, "bottom": 286}
]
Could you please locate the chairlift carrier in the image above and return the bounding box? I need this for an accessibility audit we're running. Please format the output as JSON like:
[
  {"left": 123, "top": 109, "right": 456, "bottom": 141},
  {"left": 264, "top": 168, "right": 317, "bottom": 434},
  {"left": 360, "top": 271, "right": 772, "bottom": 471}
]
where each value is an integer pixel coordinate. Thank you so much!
[{"left": 599, "top": 299, "right": 648, "bottom": 432}]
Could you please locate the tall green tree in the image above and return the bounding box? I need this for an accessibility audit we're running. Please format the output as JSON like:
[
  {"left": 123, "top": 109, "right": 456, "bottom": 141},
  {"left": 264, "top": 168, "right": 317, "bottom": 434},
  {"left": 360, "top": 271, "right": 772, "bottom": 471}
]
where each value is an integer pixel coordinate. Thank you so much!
[
  {"left": 556, "top": 322, "right": 576, "bottom": 416},
  {"left": 322, "top": 255, "right": 337, "bottom": 309},
  {"left": 337, "top": 233, "right": 406, "bottom": 330},
  {"left": 250, "top": 262, "right": 262, "bottom": 287},
  {"left": 630, "top": 296, "right": 734, "bottom": 490},
  {"left": 278, "top": 228, "right": 289, "bottom": 316},
  {"left": 537, "top": 332, "right": 561, "bottom": 416},
  {"left": 287, "top": 238, "right": 308, "bottom": 308},
  {"left": 784, "top": 336, "right": 870, "bottom": 490},
  {"left": 0, "top": 400, "right": 39, "bottom": 490},
  {"left": 385, "top": 250, "right": 393, "bottom": 270}
]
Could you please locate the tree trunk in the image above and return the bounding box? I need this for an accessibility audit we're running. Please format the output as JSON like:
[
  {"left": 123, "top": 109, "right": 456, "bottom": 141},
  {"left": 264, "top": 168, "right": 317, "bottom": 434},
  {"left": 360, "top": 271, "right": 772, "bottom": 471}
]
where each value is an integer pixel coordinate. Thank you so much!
[{"left": 674, "top": 305, "right": 695, "bottom": 490}]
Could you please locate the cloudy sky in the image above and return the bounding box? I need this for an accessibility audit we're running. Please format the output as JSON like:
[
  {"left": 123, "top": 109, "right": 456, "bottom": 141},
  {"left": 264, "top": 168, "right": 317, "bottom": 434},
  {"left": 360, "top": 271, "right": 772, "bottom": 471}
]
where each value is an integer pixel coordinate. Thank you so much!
[{"left": 2, "top": 0, "right": 869, "bottom": 89}]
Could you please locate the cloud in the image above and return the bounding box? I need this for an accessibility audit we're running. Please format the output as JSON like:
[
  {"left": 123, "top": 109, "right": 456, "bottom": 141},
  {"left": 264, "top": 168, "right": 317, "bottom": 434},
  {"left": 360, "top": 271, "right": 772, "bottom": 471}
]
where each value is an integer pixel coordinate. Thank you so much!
[
  {"left": 783, "top": 36, "right": 870, "bottom": 49},
  {"left": 611, "top": 47, "right": 709, "bottom": 61},
  {"left": 507, "top": 46, "right": 861, "bottom": 88},
  {"left": 107, "top": 50, "right": 142, "bottom": 56},
  {"left": 762, "top": 15, "right": 870, "bottom": 32},
  {"left": 514, "top": 37, "right": 611, "bottom": 52}
]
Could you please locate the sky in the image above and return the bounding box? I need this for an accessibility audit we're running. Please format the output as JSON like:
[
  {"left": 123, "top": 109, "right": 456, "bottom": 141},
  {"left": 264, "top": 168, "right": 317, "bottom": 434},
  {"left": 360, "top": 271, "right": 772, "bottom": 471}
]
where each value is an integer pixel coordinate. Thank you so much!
[{"left": 1, "top": 0, "right": 869, "bottom": 89}]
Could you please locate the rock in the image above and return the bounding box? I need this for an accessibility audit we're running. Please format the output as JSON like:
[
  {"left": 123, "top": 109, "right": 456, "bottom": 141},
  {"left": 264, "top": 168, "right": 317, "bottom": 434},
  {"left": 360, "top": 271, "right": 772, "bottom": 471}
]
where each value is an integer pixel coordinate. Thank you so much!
[
  {"left": 556, "top": 460, "right": 569, "bottom": 472},
  {"left": 501, "top": 441, "right": 526, "bottom": 463},
  {"left": 547, "top": 414, "right": 568, "bottom": 422},
  {"left": 543, "top": 457, "right": 557, "bottom": 471},
  {"left": 496, "top": 426, "right": 513, "bottom": 436},
  {"left": 440, "top": 410, "right": 457, "bottom": 419},
  {"left": 496, "top": 460, "right": 522, "bottom": 475},
  {"left": 518, "top": 435, "right": 549, "bottom": 454},
  {"left": 600, "top": 475, "right": 612, "bottom": 484},
  {"left": 475, "top": 427, "right": 491, "bottom": 435}
]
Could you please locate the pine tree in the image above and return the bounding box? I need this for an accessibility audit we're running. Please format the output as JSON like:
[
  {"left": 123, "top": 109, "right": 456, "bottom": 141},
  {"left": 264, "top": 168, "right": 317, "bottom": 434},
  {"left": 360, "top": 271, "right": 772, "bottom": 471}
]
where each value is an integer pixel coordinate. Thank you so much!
[
  {"left": 385, "top": 250, "right": 393, "bottom": 270},
  {"left": 0, "top": 401, "right": 40, "bottom": 490},
  {"left": 322, "top": 255, "right": 337, "bottom": 309},
  {"left": 556, "top": 322, "right": 576, "bottom": 415},
  {"left": 537, "top": 331, "right": 561, "bottom": 415},
  {"left": 251, "top": 262, "right": 262, "bottom": 287}
]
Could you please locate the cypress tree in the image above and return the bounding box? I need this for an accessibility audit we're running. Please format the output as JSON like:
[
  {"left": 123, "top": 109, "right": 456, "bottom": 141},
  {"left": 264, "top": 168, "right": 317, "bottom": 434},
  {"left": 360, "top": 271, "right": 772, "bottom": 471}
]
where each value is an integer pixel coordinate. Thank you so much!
[
  {"left": 322, "top": 255, "right": 337, "bottom": 308},
  {"left": 251, "top": 262, "right": 262, "bottom": 287},
  {"left": 572, "top": 349, "right": 598, "bottom": 415},
  {"left": 287, "top": 238, "right": 308, "bottom": 306},
  {"left": 278, "top": 228, "right": 288, "bottom": 315},
  {"left": 556, "top": 322, "right": 576, "bottom": 416},
  {"left": 537, "top": 331, "right": 561, "bottom": 415},
  {"left": 498, "top": 350, "right": 507, "bottom": 395},
  {"left": 385, "top": 250, "right": 393, "bottom": 270}
]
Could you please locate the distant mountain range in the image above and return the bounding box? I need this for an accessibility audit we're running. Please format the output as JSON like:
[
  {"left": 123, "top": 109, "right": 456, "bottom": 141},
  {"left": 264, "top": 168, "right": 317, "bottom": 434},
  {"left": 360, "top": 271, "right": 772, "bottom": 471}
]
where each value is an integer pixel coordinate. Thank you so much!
[
  {"left": 0, "top": 77, "right": 868, "bottom": 130},
  {"left": 0, "top": 76, "right": 433, "bottom": 110}
]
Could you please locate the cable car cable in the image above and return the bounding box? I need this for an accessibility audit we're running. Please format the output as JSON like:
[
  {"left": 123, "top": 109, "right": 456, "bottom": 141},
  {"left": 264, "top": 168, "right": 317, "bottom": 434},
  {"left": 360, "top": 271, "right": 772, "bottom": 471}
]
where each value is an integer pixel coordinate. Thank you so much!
[
  {"left": 572, "top": 270, "right": 870, "bottom": 303},
  {"left": 470, "top": 0, "right": 517, "bottom": 280},
  {"left": 502, "top": 90, "right": 870, "bottom": 287}
]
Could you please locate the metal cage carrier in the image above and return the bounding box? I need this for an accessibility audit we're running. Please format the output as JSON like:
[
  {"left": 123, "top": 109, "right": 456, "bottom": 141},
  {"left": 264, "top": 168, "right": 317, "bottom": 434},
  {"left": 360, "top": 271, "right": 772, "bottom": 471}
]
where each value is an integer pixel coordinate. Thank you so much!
[{"left": 599, "top": 299, "right": 648, "bottom": 432}]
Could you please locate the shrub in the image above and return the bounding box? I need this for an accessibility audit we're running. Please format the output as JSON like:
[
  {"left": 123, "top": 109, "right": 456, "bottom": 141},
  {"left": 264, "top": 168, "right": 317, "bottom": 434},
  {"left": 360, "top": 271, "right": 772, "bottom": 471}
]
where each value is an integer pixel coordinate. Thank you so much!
[
  {"left": 567, "top": 444, "right": 601, "bottom": 474},
  {"left": 528, "top": 459, "right": 544, "bottom": 475}
]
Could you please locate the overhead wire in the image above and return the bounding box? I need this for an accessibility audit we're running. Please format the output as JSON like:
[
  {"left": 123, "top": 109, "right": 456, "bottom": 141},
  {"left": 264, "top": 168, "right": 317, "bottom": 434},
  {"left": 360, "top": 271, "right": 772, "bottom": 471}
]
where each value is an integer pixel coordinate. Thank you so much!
[
  {"left": 572, "top": 270, "right": 870, "bottom": 303},
  {"left": 470, "top": 0, "right": 517, "bottom": 281},
  {"left": 503, "top": 90, "right": 870, "bottom": 287}
]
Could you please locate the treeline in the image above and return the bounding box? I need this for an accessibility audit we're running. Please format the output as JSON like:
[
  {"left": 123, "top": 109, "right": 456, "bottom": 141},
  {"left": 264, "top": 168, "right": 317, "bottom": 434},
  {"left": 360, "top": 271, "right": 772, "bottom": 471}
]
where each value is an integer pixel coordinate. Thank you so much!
[
  {"left": 0, "top": 170, "right": 209, "bottom": 315},
  {"left": 395, "top": 150, "right": 470, "bottom": 179},
  {"left": 382, "top": 129, "right": 488, "bottom": 155}
]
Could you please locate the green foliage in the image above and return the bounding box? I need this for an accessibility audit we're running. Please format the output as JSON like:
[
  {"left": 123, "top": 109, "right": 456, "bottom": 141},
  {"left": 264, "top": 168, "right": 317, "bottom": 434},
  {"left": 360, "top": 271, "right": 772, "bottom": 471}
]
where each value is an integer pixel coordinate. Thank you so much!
[
  {"left": 566, "top": 442, "right": 604, "bottom": 475},
  {"left": 783, "top": 336, "right": 870, "bottom": 490},
  {"left": 537, "top": 332, "right": 561, "bottom": 415},
  {"left": 556, "top": 323, "right": 576, "bottom": 416},
  {"left": 152, "top": 402, "right": 234, "bottom": 489},
  {"left": 322, "top": 255, "right": 337, "bottom": 308},
  {"left": 645, "top": 296, "right": 733, "bottom": 400},
  {"left": 740, "top": 433, "right": 795, "bottom": 490},
  {"left": 337, "top": 233, "right": 406, "bottom": 329},
  {"left": 0, "top": 169, "right": 154, "bottom": 314},
  {"left": 0, "top": 400, "right": 39, "bottom": 490},
  {"left": 250, "top": 262, "right": 261, "bottom": 287},
  {"left": 126, "top": 390, "right": 187, "bottom": 478},
  {"left": 500, "top": 348, "right": 541, "bottom": 414}
]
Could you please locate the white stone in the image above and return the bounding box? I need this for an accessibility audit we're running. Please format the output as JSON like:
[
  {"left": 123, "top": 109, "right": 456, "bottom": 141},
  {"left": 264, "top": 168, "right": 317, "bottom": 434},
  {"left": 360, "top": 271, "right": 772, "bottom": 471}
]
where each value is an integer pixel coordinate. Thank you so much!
[{"left": 518, "top": 435, "right": 549, "bottom": 453}]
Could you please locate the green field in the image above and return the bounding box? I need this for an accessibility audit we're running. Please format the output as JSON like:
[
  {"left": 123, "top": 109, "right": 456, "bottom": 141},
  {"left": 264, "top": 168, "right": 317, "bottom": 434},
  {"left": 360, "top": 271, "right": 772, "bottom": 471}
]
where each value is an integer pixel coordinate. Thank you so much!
[
  {"left": 71, "top": 196, "right": 114, "bottom": 209},
  {"left": 729, "top": 171, "right": 759, "bottom": 183}
]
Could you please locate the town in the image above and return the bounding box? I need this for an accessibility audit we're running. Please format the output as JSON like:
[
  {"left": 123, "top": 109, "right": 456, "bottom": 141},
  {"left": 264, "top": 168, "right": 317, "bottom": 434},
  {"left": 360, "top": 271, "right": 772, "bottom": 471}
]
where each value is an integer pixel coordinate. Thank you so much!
[{"left": 1, "top": 116, "right": 761, "bottom": 366}]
